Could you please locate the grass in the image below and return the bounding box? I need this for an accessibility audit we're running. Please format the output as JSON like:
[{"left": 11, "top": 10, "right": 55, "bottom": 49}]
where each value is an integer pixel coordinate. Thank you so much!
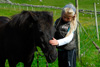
[
  {"left": 0, "top": 0, "right": 100, "bottom": 67},
  {"left": 10, "top": 0, "right": 75, "bottom": 7}
]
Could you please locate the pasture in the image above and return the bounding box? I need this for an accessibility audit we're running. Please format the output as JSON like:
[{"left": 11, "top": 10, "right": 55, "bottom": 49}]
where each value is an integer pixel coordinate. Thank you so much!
[{"left": 0, "top": 0, "right": 100, "bottom": 67}]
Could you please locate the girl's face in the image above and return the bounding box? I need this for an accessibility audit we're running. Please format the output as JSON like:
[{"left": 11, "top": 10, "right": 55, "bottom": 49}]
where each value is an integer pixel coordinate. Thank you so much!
[{"left": 62, "top": 15, "right": 73, "bottom": 22}]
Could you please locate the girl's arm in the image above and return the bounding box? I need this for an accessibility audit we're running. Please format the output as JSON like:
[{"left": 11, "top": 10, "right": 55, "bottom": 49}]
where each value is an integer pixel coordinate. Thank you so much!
[
  {"left": 57, "top": 32, "right": 74, "bottom": 46},
  {"left": 49, "top": 32, "right": 74, "bottom": 46}
]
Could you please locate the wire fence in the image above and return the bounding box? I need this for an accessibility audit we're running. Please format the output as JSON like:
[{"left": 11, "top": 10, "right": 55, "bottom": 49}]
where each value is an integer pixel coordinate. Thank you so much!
[
  {"left": 79, "top": 10, "right": 100, "bottom": 66},
  {"left": 0, "top": 0, "right": 100, "bottom": 67}
]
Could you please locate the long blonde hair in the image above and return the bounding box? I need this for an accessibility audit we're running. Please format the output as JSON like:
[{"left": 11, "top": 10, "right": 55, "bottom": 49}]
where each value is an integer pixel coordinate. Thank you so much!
[{"left": 61, "top": 4, "right": 77, "bottom": 37}]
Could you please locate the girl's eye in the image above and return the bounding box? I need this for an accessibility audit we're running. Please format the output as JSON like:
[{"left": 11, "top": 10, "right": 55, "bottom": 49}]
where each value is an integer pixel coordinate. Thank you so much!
[{"left": 64, "top": 16, "right": 67, "bottom": 18}]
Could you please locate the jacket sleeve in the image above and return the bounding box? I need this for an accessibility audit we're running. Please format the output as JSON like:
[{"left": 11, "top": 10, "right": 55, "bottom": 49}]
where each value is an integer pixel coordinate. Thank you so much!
[{"left": 57, "top": 32, "right": 74, "bottom": 46}]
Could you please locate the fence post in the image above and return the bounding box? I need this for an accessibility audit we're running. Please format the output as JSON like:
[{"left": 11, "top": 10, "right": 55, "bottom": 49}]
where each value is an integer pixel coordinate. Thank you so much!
[
  {"left": 75, "top": 0, "right": 80, "bottom": 60},
  {"left": 94, "top": 3, "right": 99, "bottom": 40}
]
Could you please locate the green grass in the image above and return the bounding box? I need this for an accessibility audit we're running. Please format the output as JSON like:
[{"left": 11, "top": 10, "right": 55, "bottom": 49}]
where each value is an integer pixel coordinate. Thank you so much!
[
  {"left": 0, "top": 0, "right": 100, "bottom": 67},
  {"left": 79, "top": 11, "right": 100, "bottom": 67},
  {"left": 10, "top": 0, "right": 75, "bottom": 7}
]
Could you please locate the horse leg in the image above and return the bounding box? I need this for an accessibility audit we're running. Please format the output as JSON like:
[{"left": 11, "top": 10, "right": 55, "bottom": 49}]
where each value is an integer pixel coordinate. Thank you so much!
[
  {"left": 24, "top": 58, "right": 34, "bottom": 67},
  {"left": 24, "top": 55, "right": 34, "bottom": 67},
  {"left": 0, "top": 58, "right": 6, "bottom": 67},
  {"left": 8, "top": 59, "right": 17, "bottom": 67},
  {"left": 24, "top": 63, "right": 32, "bottom": 67},
  {"left": 24, "top": 64, "right": 31, "bottom": 67},
  {"left": 24, "top": 60, "right": 33, "bottom": 67}
]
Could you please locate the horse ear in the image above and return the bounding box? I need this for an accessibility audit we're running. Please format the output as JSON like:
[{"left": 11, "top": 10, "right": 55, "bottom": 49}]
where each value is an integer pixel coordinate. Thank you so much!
[
  {"left": 21, "top": 10, "right": 28, "bottom": 14},
  {"left": 29, "top": 11, "right": 38, "bottom": 22}
]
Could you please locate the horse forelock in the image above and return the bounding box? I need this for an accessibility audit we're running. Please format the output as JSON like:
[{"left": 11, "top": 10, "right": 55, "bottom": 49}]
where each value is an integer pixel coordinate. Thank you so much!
[{"left": 36, "top": 11, "right": 53, "bottom": 31}]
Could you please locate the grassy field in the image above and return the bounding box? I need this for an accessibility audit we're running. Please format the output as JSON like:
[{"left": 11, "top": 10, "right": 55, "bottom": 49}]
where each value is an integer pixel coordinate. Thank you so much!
[{"left": 0, "top": 0, "right": 100, "bottom": 67}]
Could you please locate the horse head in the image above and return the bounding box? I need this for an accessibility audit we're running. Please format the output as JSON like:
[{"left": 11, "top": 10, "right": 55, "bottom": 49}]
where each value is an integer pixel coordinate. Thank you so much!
[
  {"left": 10, "top": 11, "right": 58, "bottom": 63},
  {"left": 31, "top": 11, "right": 58, "bottom": 63},
  {"left": 30, "top": 11, "right": 58, "bottom": 63}
]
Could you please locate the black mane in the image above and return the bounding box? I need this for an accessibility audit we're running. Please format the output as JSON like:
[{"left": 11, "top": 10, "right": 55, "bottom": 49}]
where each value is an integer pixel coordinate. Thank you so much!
[{"left": 9, "top": 11, "right": 53, "bottom": 31}]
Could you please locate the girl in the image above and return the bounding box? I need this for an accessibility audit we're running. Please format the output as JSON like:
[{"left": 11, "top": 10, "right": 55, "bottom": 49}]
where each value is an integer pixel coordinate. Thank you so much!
[{"left": 49, "top": 4, "right": 77, "bottom": 67}]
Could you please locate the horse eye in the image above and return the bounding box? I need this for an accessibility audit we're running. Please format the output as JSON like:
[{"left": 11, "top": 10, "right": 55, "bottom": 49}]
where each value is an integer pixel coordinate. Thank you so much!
[
  {"left": 39, "top": 30, "right": 43, "bottom": 35},
  {"left": 39, "top": 30, "right": 42, "bottom": 32}
]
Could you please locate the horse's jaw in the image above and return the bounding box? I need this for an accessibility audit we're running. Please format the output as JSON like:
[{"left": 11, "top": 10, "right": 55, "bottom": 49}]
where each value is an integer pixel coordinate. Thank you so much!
[{"left": 45, "top": 49, "right": 58, "bottom": 63}]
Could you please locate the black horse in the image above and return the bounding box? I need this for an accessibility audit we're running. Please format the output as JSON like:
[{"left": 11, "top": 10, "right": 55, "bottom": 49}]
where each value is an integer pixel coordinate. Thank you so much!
[
  {"left": 0, "top": 16, "right": 10, "bottom": 25},
  {"left": 0, "top": 11, "right": 58, "bottom": 67}
]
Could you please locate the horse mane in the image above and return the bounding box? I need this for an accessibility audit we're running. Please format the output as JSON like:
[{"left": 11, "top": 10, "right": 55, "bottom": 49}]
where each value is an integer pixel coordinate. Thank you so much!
[{"left": 9, "top": 10, "right": 53, "bottom": 31}]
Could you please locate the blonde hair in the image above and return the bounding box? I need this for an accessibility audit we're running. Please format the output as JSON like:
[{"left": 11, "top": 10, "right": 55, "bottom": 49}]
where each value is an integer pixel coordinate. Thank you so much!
[{"left": 61, "top": 4, "right": 77, "bottom": 37}]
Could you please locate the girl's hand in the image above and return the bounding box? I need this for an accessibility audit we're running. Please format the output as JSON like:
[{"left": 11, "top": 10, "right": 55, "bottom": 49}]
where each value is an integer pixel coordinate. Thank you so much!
[{"left": 49, "top": 38, "right": 59, "bottom": 46}]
